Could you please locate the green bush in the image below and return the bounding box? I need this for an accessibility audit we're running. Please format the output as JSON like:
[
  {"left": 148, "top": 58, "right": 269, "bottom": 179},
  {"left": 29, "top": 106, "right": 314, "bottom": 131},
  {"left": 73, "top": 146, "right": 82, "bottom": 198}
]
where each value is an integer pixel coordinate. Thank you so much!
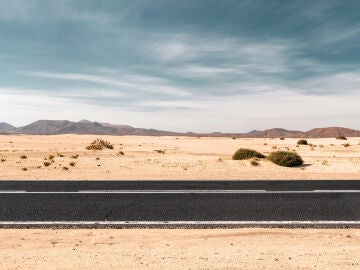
[
  {"left": 232, "top": 148, "right": 265, "bottom": 160},
  {"left": 297, "top": 139, "right": 308, "bottom": 145},
  {"left": 268, "top": 151, "right": 303, "bottom": 167}
]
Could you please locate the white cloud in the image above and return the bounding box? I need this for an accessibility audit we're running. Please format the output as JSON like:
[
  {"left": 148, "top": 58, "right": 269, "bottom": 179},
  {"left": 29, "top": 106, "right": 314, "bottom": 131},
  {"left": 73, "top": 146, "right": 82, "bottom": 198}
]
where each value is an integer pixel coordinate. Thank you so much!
[{"left": 25, "top": 71, "right": 192, "bottom": 97}]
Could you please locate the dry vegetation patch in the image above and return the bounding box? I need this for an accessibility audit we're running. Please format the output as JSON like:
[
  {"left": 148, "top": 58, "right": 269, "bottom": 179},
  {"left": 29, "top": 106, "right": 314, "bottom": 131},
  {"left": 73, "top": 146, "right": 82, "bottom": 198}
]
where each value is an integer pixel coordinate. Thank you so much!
[
  {"left": 86, "top": 138, "right": 114, "bottom": 150},
  {"left": 268, "top": 151, "right": 303, "bottom": 167},
  {"left": 232, "top": 148, "right": 265, "bottom": 160}
]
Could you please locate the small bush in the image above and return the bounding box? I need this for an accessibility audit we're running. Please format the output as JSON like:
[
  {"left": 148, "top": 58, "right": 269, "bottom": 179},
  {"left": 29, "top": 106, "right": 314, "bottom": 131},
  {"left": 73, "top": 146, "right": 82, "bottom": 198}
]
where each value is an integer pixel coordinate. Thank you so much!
[
  {"left": 43, "top": 161, "right": 51, "bottom": 167},
  {"left": 117, "top": 151, "right": 125, "bottom": 156},
  {"left": 71, "top": 154, "right": 79, "bottom": 159},
  {"left": 20, "top": 155, "right": 27, "bottom": 159},
  {"left": 250, "top": 160, "right": 259, "bottom": 166},
  {"left": 86, "top": 138, "right": 114, "bottom": 150},
  {"left": 343, "top": 143, "right": 350, "bottom": 147},
  {"left": 232, "top": 148, "right": 265, "bottom": 160},
  {"left": 62, "top": 167, "right": 69, "bottom": 171},
  {"left": 272, "top": 146, "right": 277, "bottom": 149},
  {"left": 336, "top": 136, "right": 347, "bottom": 140},
  {"left": 69, "top": 161, "right": 76, "bottom": 166},
  {"left": 57, "top": 153, "right": 65, "bottom": 157},
  {"left": 96, "top": 157, "right": 100, "bottom": 160},
  {"left": 297, "top": 139, "right": 308, "bottom": 145},
  {"left": 154, "top": 149, "right": 166, "bottom": 154},
  {"left": 268, "top": 151, "right": 303, "bottom": 167},
  {"left": 280, "top": 137, "right": 285, "bottom": 140},
  {"left": 22, "top": 167, "right": 27, "bottom": 171},
  {"left": 48, "top": 155, "right": 55, "bottom": 160},
  {"left": 0, "top": 158, "right": 5, "bottom": 162}
]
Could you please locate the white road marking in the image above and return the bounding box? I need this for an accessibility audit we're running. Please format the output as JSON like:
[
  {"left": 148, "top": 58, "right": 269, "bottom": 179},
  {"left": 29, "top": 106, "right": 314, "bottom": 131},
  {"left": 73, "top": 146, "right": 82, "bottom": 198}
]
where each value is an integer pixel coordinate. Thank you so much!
[
  {"left": 0, "top": 190, "right": 359, "bottom": 194},
  {"left": 0, "top": 221, "right": 359, "bottom": 225}
]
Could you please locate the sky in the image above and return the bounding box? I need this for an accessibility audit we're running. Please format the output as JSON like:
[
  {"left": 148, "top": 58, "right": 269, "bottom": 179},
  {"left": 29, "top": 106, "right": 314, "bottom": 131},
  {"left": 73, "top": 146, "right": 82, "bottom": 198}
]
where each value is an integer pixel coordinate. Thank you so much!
[{"left": 0, "top": 0, "right": 359, "bottom": 132}]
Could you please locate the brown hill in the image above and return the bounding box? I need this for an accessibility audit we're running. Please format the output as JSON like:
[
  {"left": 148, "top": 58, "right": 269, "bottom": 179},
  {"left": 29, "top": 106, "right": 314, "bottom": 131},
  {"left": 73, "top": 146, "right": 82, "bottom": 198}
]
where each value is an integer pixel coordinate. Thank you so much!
[
  {"left": 16, "top": 120, "right": 119, "bottom": 135},
  {"left": 304, "top": 127, "right": 360, "bottom": 138}
]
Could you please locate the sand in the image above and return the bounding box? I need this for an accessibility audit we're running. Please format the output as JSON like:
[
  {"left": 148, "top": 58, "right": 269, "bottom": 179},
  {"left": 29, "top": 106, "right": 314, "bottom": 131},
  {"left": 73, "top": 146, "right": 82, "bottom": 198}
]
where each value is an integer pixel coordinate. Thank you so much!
[
  {"left": 0, "top": 134, "right": 360, "bottom": 180},
  {"left": 0, "top": 229, "right": 359, "bottom": 269},
  {"left": 1, "top": 135, "right": 360, "bottom": 269}
]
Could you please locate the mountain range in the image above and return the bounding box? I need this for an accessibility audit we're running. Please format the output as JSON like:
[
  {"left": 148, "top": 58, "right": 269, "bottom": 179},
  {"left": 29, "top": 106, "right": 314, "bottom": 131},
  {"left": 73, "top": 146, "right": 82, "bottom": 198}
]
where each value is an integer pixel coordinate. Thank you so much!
[{"left": 0, "top": 120, "right": 359, "bottom": 138}]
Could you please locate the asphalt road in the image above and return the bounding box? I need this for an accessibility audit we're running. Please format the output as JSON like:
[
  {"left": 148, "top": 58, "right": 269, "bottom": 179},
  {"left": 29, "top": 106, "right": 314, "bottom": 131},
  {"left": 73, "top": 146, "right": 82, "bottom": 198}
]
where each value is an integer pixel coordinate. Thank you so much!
[{"left": 0, "top": 181, "right": 359, "bottom": 227}]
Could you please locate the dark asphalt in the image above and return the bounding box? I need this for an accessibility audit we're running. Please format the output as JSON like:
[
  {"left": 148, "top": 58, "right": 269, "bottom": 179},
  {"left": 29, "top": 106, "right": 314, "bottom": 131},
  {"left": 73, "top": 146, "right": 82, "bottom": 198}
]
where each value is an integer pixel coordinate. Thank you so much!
[
  {"left": 1, "top": 180, "right": 360, "bottom": 191},
  {"left": 0, "top": 181, "right": 359, "bottom": 227}
]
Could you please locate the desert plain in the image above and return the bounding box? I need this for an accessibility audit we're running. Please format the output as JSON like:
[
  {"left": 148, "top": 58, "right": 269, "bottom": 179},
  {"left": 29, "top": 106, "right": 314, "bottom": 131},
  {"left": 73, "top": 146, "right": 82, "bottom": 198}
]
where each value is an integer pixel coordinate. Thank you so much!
[
  {"left": 1, "top": 134, "right": 360, "bottom": 269},
  {"left": 0, "top": 134, "right": 360, "bottom": 180}
]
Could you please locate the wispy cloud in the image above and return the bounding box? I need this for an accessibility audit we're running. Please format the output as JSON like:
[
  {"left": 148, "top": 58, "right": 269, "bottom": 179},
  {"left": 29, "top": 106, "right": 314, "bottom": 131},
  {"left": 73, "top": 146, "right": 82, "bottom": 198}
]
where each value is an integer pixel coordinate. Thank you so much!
[{"left": 25, "top": 71, "right": 192, "bottom": 97}]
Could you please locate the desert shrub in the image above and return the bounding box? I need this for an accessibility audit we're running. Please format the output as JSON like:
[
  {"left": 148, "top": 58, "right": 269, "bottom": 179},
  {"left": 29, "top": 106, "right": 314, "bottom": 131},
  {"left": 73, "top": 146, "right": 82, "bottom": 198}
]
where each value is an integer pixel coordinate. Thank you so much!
[
  {"left": 280, "top": 137, "right": 285, "bottom": 140},
  {"left": 336, "top": 136, "right": 347, "bottom": 140},
  {"left": 69, "top": 161, "right": 76, "bottom": 166},
  {"left": 86, "top": 138, "right": 114, "bottom": 150},
  {"left": 71, "top": 154, "right": 79, "bottom": 159},
  {"left": 154, "top": 149, "right": 166, "bottom": 154},
  {"left": 62, "top": 167, "right": 69, "bottom": 171},
  {"left": 272, "top": 146, "right": 277, "bottom": 149},
  {"left": 297, "top": 139, "right": 308, "bottom": 145},
  {"left": 117, "top": 151, "right": 125, "bottom": 156},
  {"left": 250, "top": 160, "right": 259, "bottom": 166},
  {"left": 57, "top": 153, "right": 65, "bottom": 157},
  {"left": 43, "top": 161, "right": 51, "bottom": 167},
  {"left": 20, "top": 155, "right": 27, "bottom": 159},
  {"left": 268, "top": 151, "right": 303, "bottom": 167},
  {"left": 48, "top": 155, "right": 55, "bottom": 160},
  {"left": 343, "top": 143, "right": 350, "bottom": 147},
  {"left": 22, "top": 167, "right": 27, "bottom": 171},
  {"left": 232, "top": 148, "right": 265, "bottom": 160},
  {"left": 1, "top": 158, "right": 5, "bottom": 162}
]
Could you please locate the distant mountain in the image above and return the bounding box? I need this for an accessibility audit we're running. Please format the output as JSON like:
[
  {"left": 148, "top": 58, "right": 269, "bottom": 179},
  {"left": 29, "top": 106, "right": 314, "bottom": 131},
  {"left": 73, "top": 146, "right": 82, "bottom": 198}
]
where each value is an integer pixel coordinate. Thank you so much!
[
  {"left": 16, "top": 120, "right": 119, "bottom": 135},
  {"left": 1, "top": 120, "right": 360, "bottom": 138},
  {"left": 0, "top": 122, "right": 15, "bottom": 133},
  {"left": 241, "top": 128, "right": 304, "bottom": 138},
  {"left": 304, "top": 127, "right": 360, "bottom": 138}
]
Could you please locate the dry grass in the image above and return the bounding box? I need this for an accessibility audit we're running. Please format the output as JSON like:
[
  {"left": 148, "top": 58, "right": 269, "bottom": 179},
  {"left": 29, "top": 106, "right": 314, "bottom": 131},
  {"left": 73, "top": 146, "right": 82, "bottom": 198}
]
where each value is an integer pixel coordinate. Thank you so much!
[{"left": 86, "top": 138, "right": 114, "bottom": 150}]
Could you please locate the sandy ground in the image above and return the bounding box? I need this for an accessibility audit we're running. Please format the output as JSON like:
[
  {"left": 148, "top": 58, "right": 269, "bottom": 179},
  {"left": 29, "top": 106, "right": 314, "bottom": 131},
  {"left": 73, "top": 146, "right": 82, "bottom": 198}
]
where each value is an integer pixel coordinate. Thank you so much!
[
  {"left": 1, "top": 135, "right": 360, "bottom": 269},
  {"left": 0, "top": 229, "right": 359, "bottom": 269},
  {"left": 0, "top": 135, "right": 359, "bottom": 180}
]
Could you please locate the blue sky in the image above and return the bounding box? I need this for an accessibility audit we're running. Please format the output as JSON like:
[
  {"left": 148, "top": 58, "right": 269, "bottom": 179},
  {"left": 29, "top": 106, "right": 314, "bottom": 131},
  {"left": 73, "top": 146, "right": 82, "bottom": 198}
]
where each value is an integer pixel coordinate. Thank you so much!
[{"left": 0, "top": 0, "right": 359, "bottom": 132}]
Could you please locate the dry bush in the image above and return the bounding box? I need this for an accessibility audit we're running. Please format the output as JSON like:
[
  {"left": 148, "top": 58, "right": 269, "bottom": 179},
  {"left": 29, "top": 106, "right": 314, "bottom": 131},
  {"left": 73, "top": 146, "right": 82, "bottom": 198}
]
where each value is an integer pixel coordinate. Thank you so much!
[
  {"left": 250, "top": 159, "right": 260, "bottom": 166},
  {"left": 20, "top": 155, "right": 27, "bottom": 159},
  {"left": 232, "top": 148, "right": 265, "bottom": 160},
  {"left": 62, "top": 167, "right": 69, "bottom": 171},
  {"left": 86, "top": 138, "right": 114, "bottom": 150},
  {"left": 43, "top": 161, "right": 51, "bottom": 167},
  {"left": 69, "top": 161, "right": 76, "bottom": 166},
  {"left": 21, "top": 167, "right": 27, "bottom": 171},
  {"left": 297, "top": 139, "right": 308, "bottom": 145},
  {"left": 336, "top": 136, "right": 347, "bottom": 140},
  {"left": 154, "top": 149, "right": 166, "bottom": 154},
  {"left": 71, "top": 154, "right": 79, "bottom": 159},
  {"left": 343, "top": 143, "right": 350, "bottom": 147},
  {"left": 268, "top": 151, "right": 303, "bottom": 167},
  {"left": 117, "top": 151, "right": 125, "bottom": 156},
  {"left": 0, "top": 158, "right": 5, "bottom": 162}
]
